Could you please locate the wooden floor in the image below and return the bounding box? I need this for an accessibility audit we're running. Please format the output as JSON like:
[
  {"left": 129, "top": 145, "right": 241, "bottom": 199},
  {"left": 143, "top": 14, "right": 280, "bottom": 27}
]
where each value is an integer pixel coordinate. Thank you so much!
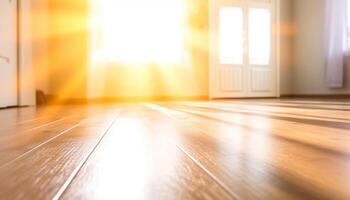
[{"left": 0, "top": 99, "right": 350, "bottom": 199}]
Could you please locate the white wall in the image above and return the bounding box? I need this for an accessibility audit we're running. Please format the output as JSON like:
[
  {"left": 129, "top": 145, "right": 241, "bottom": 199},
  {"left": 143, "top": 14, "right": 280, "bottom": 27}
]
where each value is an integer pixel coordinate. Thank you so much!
[
  {"left": 0, "top": 0, "right": 18, "bottom": 107},
  {"left": 279, "top": 0, "right": 294, "bottom": 95},
  {"left": 293, "top": 0, "right": 350, "bottom": 95}
]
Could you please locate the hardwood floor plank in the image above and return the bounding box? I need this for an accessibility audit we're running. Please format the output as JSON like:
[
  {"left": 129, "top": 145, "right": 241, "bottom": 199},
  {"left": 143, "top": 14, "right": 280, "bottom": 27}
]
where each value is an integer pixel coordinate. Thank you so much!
[
  {"left": 60, "top": 107, "right": 233, "bottom": 200},
  {"left": 147, "top": 104, "right": 350, "bottom": 199},
  {"left": 0, "top": 117, "right": 69, "bottom": 134},
  {"left": 209, "top": 101, "right": 350, "bottom": 121},
  {"left": 161, "top": 103, "right": 350, "bottom": 156},
  {"left": 0, "top": 107, "right": 43, "bottom": 128},
  {"left": 0, "top": 106, "right": 76, "bottom": 126},
  {"left": 0, "top": 107, "right": 111, "bottom": 167},
  {"left": 169, "top": 102, "right": 350, "bottom": 131},
  {"left": 0, "top": 108, "right": 120, "bottom": 199},
  {"left": 199, "top": 101, "right": 350, "bottom": 121},
  {"left": 220, "top": 100, "right": 350, "bottom": 112},
  {"left": 0, "top": 106, "right": 84, "bottom": 134},
  {"left": 0, "top": 100, "right": 349, "bottom": 199},
  {"left": 145, "top": 105, "right": 316, "bottom": 199},
  {"left": 280, "top": 99, "right": 350, "bottom": 106}
]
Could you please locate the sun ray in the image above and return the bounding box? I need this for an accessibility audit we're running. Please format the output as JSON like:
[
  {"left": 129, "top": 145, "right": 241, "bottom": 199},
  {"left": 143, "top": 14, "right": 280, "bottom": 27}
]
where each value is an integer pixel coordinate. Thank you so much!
[{"left": 91, "top": 0, "right": 186, "bottom": 65}]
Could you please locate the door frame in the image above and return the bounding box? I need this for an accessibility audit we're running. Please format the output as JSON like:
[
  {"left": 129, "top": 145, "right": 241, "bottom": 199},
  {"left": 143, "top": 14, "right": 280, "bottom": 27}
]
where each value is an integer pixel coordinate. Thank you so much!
[
  {"left": 209, "top": 0, "right": 281, "bottom": 99},
  {"left": 0, "top": 0, "right": 19, "bottom": 108},
  {"left": 0, "top": 0, "right": 36, "bottom": 108},
  {"left": 17, "top": 0, "right": 21, "bottom": 106}
]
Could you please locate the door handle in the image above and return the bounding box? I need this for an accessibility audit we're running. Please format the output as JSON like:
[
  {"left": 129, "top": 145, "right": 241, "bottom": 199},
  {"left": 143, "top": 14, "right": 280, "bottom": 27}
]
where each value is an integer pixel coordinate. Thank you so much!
[{"left": 0, "top": 55, "right": 10, "bottom": 63}]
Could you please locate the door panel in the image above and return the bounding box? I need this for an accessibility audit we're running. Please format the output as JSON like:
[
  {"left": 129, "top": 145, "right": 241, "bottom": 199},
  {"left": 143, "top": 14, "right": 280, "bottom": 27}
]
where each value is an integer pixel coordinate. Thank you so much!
[
  {"left": 247, "top": 5, "right": 276, "bottom": 97},
  {"left": 220, "top": 67, "right": 242, "bottom": 92},
  {"left": 213, "top": 5, "right": 245, "bottom": 97},
  {"left": 251, "top": 68, "right": 271, "bottom": 92},
  {"left": 219, "top": 6, "right": 244, "bottom": 94},
  {"left": 220, "top": 7, "right": 244, "bottom": 65},
  {"left": 0, "top": 0, "right": 18, "bottom": 107},
  {"left": 248, "top": 7, "right": 271, "bottom": 65}
]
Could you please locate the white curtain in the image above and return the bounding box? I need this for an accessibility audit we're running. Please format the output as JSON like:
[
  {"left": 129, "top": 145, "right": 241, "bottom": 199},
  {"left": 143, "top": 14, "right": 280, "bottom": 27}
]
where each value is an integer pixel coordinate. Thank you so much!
[{"left": 324, "top": 0, "right": 348, "bottom": 88}]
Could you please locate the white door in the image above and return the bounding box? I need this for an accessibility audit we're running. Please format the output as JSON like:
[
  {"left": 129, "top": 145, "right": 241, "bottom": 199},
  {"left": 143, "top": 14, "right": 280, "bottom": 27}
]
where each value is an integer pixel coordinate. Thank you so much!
[
  {"left": 0, "top": 0, "right": 18, "bottom": 107},
  {"left": 210, "top": 0, "right": 277, "bottom": 98}
]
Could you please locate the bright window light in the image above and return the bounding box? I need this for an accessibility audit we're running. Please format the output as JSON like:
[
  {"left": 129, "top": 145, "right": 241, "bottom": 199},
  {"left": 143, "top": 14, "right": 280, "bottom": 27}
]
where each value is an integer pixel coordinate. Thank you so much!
[
  {"left": 249, "top": 8, "right": 271, "bottom": 65},
  {"left": 347, "top": 0, "right": 350, "bottom": 45},
  {"left": 93, "top": 0, "right": 185, "bottom": 64},
  {"left": 219, "top": 7, "right": 244, "bottom": 65}
]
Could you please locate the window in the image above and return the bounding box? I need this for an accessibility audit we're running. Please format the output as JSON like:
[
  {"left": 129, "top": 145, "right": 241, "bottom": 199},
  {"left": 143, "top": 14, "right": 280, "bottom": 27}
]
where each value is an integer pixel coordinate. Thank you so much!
[
  {"left": 347, "top": 0, "right": 350, "bottom": 45},
  {"left": 219, "top": 6, "right": 271, "bottom": 65},
  {"left": 219, "top": 7, "right": 244, "bottom": 65},
  {"left": 249, "top": 8, "right": 271, "bottom": 65}
]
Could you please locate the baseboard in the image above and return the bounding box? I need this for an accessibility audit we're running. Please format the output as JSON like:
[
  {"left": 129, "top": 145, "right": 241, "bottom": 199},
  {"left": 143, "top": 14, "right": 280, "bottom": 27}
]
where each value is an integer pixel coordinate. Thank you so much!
[
  {"left": 45, "top": 95, "right": 209, "bottom": 105},
  {"left": 212, "top": 97, "right": 278, "bottom": 100},
  {"left": 0, "top": 105, "right": 30, "bottom": 110},
  {"left": 43, "top": 94, "right": 350, "bottom": 105}
]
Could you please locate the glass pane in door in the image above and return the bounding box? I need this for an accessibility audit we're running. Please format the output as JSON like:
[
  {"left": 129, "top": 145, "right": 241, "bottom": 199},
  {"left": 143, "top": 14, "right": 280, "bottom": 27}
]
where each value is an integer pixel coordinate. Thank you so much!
[
  {"left": 249, "top": 8, "right": 271, "bottom": 65},
  {"left": 219, "top": 7, "right": 243, "bottom": 65}
]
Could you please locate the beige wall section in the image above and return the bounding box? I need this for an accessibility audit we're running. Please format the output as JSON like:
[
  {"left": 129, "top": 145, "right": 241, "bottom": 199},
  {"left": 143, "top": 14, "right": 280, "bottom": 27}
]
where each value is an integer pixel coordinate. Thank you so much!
[
  {"left": 19, "top": 0, "right": 36, "bottom": 106},
  {"left": 279, "top": 0, "right": 294, "bottom": 95},
  {"left": 48, "top": 0, "right": 88, "bottom": 100},
  {"left": 293, "top": 0, "right": 350, "bottom": 95},
  {"left": 32, "top": 0, "right": 49, "bottom": 94},
  {"left": 32, "top": 0, "right": 53, "bottom": 96}
]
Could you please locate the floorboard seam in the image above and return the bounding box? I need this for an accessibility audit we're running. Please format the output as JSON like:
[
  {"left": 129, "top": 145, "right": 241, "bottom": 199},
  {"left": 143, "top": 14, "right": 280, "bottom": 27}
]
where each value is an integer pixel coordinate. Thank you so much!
[
  {"left": 0, "top": 112, "right": 102, "bottom": 169},
  {"left": 23, "top": 117, "right": 71, "bottom": 133},
  {"left": 220, "top": 101, "right": 350, "bottom": 112},
  {"left": 187, "top": 102, "right": 350, "bottom": 122},
  {"left": 51, "top": 110, "right": 122, "bottom": 200},
  {"left": 152, "top": 103, "right": 340, "bottom": 200},
  {"left": 165, "top": 105, "right": 350, "bottom": 158},
  {"left": 0, "top": 116, "right": 70, "bottom": 133},
  {"left": 175, "top": 144, "right": 241, "bottom": 200},
  {"left": 18, "top": 116, "right": 49, "bottom": 125},
  {"left": 0, "top": 120, "right": 86, "bottom": 169},
  {"left": 146, "top": 104, "right": 240, "bottom": 200},
  {"left": 174, "top": 103, "right": 350, "bottom": 124}
]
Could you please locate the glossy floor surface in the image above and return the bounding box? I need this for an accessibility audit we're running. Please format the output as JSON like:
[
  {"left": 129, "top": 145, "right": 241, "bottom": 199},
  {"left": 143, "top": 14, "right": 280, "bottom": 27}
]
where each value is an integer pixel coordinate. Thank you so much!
[{"left": 0, "top": 99, "right": 350, "bottom": 199}]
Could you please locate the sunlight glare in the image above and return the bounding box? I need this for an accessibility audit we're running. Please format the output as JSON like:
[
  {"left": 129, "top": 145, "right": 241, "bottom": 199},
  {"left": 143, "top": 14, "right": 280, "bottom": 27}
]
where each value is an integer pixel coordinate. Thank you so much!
[
  {"left": 220, "top": 7, "right": 243, "bottom": 65},
  {"left": 249, "top": 8, "right": 271, "bottom": 65},
  {"left": 93, "top": 0, "right": 185, "bottom": 64}
]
